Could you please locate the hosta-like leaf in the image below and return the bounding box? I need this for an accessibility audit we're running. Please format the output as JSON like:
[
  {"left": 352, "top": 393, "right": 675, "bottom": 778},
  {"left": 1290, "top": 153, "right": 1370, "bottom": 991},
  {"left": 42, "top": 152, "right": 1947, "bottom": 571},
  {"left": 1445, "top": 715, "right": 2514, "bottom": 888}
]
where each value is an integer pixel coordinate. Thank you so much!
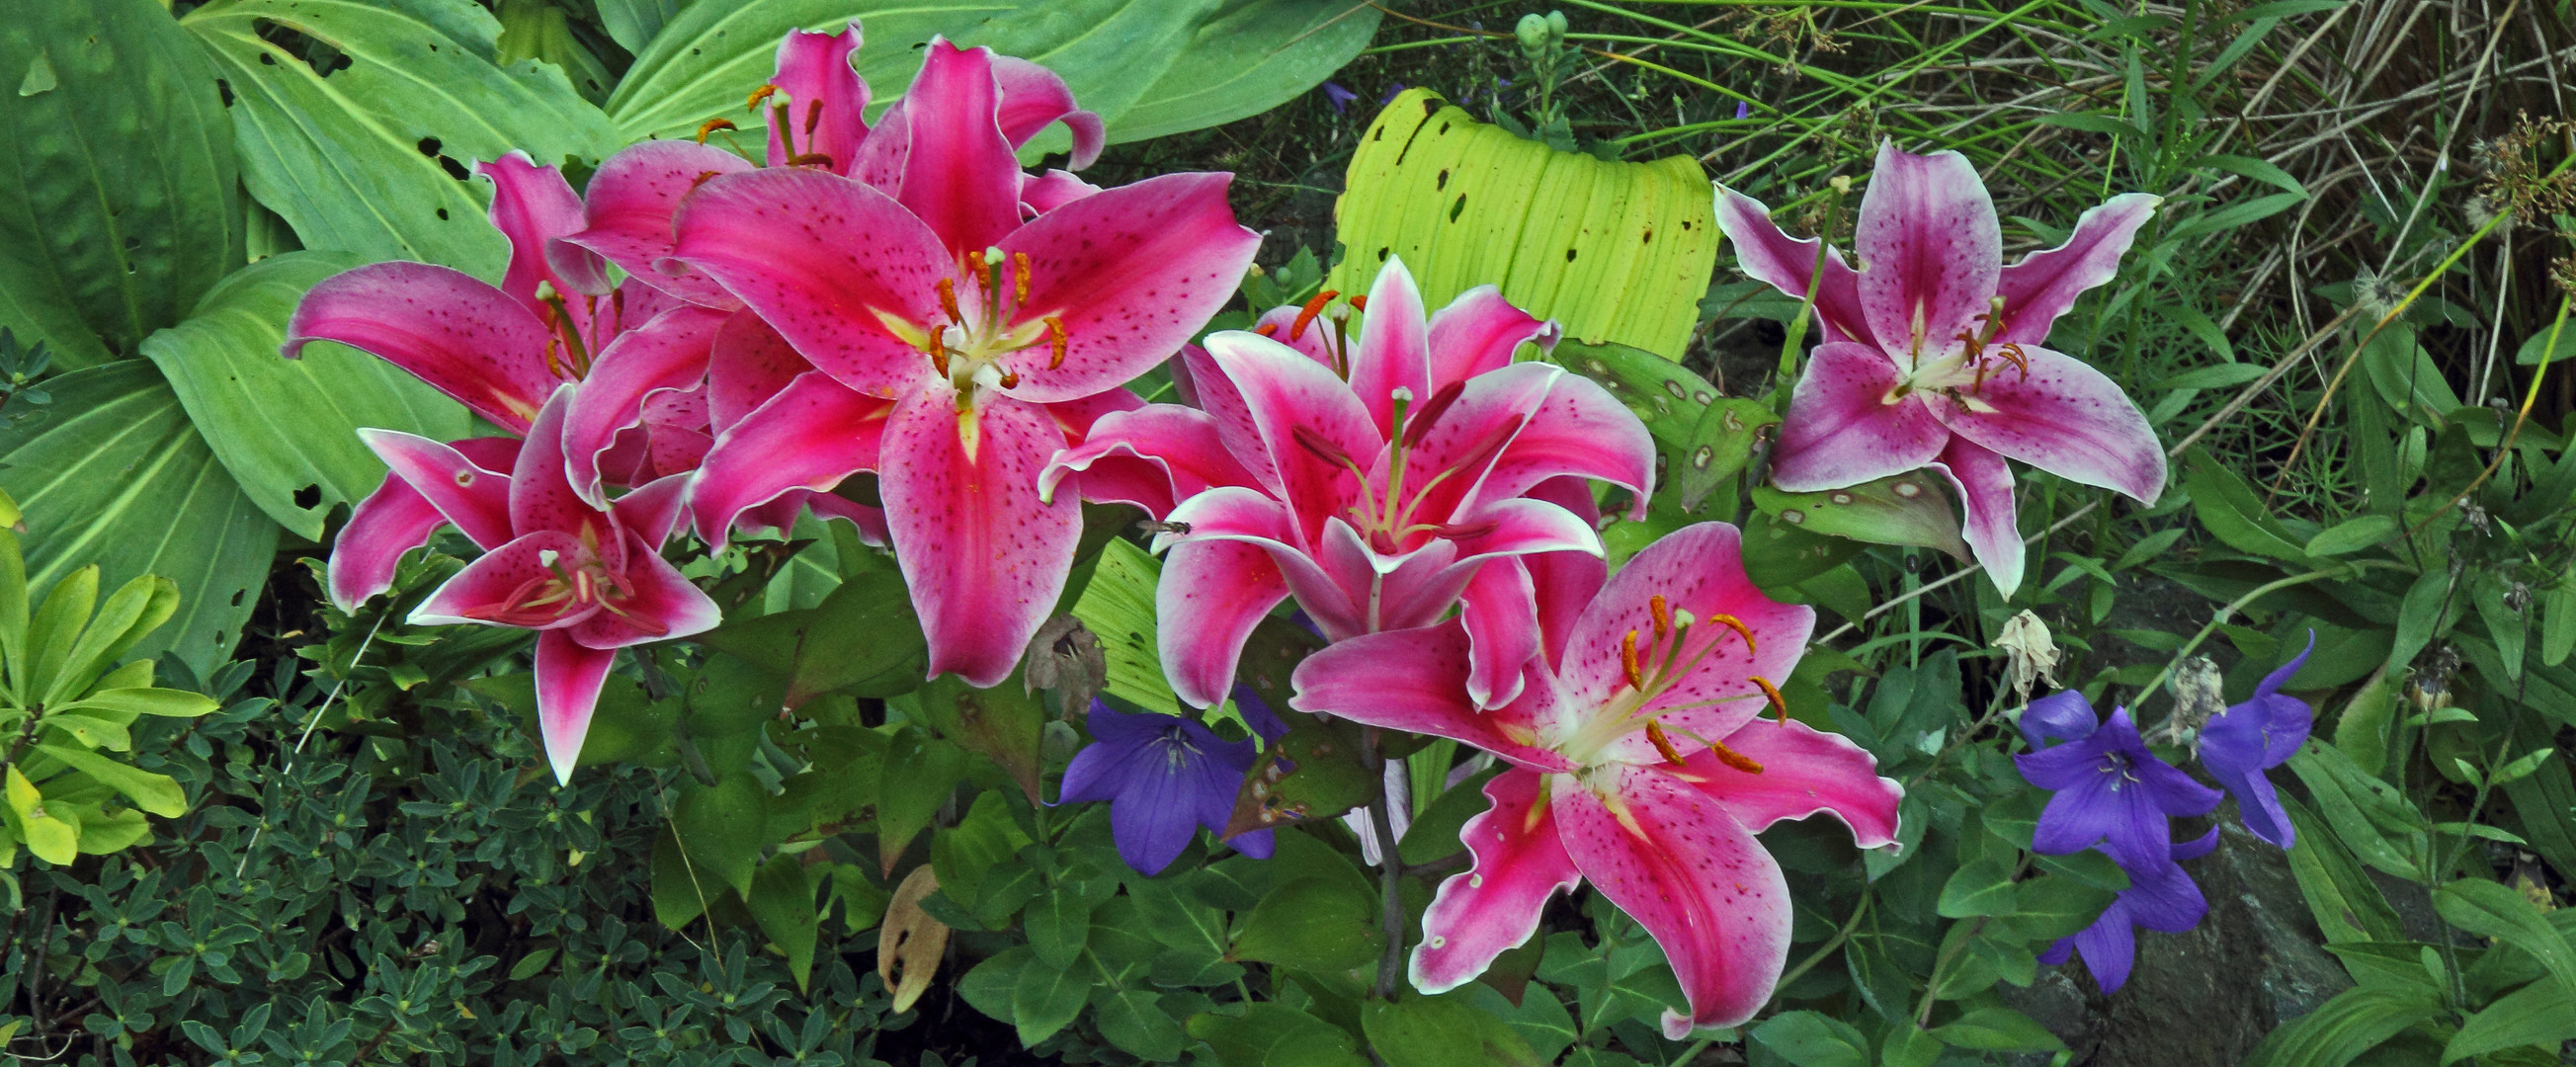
[
  {"left": 605, "top": 0, "right": 996, "bottom": 143},
  {"left": 1330, "top": 89, "right": 1718, "bottom": 359},
  {"left": 0, "top": 0, "right": 242, "bottom": 369},
  {"left": 1110, "top": 0, "right": 1381, "bottom": 143},
  {"left": 183, "top": 0, "right": 620, "bottom": 280},
  {"left": 142, "top": 251, "right": 469, "bottom": 539},
  {"left": 0, "top": 363, "right": 275, "bottom": 674},
  {"left": 1752, "top": 472, "right": 1969, "bottom": 561}
]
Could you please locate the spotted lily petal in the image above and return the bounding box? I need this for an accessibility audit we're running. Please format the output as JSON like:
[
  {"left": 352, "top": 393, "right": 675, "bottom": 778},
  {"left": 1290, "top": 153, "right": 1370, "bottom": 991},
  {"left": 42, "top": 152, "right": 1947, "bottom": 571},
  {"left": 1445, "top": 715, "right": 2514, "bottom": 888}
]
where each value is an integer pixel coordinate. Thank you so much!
[
  {"left": 1412, "top": 769, "right": 1583, "bottom": 992},
  {"left": 877, "top": 386, "right": 1081, "bottom": 687}
]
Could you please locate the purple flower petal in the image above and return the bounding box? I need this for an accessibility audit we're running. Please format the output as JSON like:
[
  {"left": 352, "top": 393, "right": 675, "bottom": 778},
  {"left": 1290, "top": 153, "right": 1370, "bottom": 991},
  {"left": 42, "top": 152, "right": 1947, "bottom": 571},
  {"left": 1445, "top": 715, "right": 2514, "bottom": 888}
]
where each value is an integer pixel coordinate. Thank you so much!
[
  {"left": 2019, "top": 690, "right": 2100, "bottom": 748},
  {"left": 1322, "top": 81, "right": 1358, "bottom": 115}
]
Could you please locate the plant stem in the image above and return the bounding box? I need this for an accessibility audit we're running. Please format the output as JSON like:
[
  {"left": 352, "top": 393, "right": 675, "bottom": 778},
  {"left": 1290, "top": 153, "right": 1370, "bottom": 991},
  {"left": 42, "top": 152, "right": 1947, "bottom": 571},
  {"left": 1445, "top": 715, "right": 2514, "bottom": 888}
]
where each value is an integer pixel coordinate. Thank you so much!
[{"left": 1365, "top": 735, "right": 1405, "bottom": 999}]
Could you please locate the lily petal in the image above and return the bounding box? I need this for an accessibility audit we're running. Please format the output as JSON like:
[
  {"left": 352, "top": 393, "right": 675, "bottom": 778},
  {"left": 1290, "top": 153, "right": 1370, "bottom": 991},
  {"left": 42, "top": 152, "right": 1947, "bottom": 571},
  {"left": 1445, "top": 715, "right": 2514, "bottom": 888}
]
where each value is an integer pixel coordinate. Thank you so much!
[
  {"left": 328, "top": 473, "right": 450, "bottom": 613},
  {"left": 612, "top": 472, "right": 693, "bottom": 547},
  {"left": 535, "top": 629, "right": 617, "bottom": 785},
  {"left": 1157, "top": 538, "right": 1291, "bottom": 708},
  {"left": 879, "top": 386, "right": 1081, "bottom": 687},
  {"left": 1554, "top": 765, "right": 1790, "bottom": 1035},
  {"left": 1459, "top": 558, "right": 1539, "bottom": 708},
  {"left": 564, "top": 305, "right": 727, "bottom": 505},
  {"left": 999, "top": 173, "right": 1261, "bottom": 402},
  {"left": 1559, "top": 523, "right": 1813, "bottom": 746},
  {"left": 1289, "top": 622, "right": 1577, "bottom": 773},
  {"left": 1349, "top": 256, "right": 1434, "bottom": 439},
  {"left": 991, "top": 56, "right": 1104, "bottom": 168},
  {"left": 896, "top": 39, "right": 1023, "bottom": 261},
  {"left": 563, "top": 140, "right": 754, "bottom": 308},
  {"left": 1200, "top": 331, "right": 1376, "bottom": 545},
  {"left": 1426, "top": 285, "right": 1560, "bottom": 386},
  {"left": 1711, "top": 185, "right": 1870, "bottom": 344},
  {"left": 1475, "top": 369, "right": 1656, "bottom": 516},
  {"left": 1412, "top": 769, "right": 1583, "bottom": 992},
  {"left": 766, "top": 21, "right": 871, "bottom": 171},
  {"left": 1931, "top": 344, "right": 2166, "bottom": 505},
  {"left": 1993, "top": 193, "right": 2160, "bottom": 344},
  {"left": 357, "top": 430, "right": 517, "bottom": 551},
  {"left": 1769, "top": 341, "right": 1950, "bottom": 492},
  {"left": 1164, "top": 486, "right": 1361, "bottom": 639},
  {"left": 1925, "top": 437, "right": 2024, "bottom": 597},
  {"left": 478, "top": 151, "right": 603, "bottom": 307},
  {"left": 706, "top": 310, "right": 814, "bottom": 433},
  {"left": 1687, "top": 719, "right": 1903, "bottom": 848},
  {"left": 1853, "top": 142, "right": 2003, "bottom": 362},
  {"left": 1020, "top": 169, "right": 1102, "bottom": 216},
  {"left": 512, "top": 388, "right": 618, "bottom": 551},
  {"left": 1039, "top": 403, "right": 1259, "bottom": 514},
  {"left": 669, "top": 167, "right": 951, "bottom": 398},
  {"left": 690, "top": 371, "right": 891, "bottom": 548},
  {"left": 1520, "top": 476, "right": 1611, "bottom": 669},
  {"left": 283, "top": 262, "right": 558, "bottom": 434},
  {"left": 410, "top": 531, "right": 600, "bottom": 629},
  {"left": 566, "top": 533, "right": 722, "bottom": 649}
]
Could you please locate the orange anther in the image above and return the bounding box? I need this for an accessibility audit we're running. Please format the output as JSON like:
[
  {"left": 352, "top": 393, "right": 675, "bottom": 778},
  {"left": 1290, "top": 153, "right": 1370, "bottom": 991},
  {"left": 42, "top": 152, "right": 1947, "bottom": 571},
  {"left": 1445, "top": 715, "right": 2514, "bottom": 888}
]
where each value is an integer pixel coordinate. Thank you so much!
[
  {"left": 1649, "top": 595, "right": 1671, "bottom": 641},
  {"left": 1706, "top": 613, "right": 1757, "bottom": 655},
  {"left": 747, "top": 85, "right": 779, "bottom": 112},
  {"left": 696, "top": 118, "right": 737, "bottom": 144},
  {"left": 1349, "top": 294, "right": 1369, "bottom": 311},
  {"left": 1620, "top": 629, "right": 1644, "bottom": 690},
  {"left": 936, "top": 278, "right": 963, "bottom": 325},
  {"left": 1748, "top": 675, "right": 1787, "bottom": 725},
  {"left": 1645, "top": 721, "right": 1687, "bottom": 766},
  {"left": 687, "top": 170, "right": 722, "bottom": 193},
  {"left": 786, "top": 153, "right": 834, "bottom": 169},
  {"left": 965, "top": 250, "right": 990, "bottom": 290},
  {"left": 1012, "top": 252, "right": 1032, "bottom": 305},
  {"left": 803, "top": 99, "right": 824, "bottom": 136},
  {"left": 1707, "top": 738, "right": 1765, "bottom": 775},
  {"left": 1289, "top": 290, "right": 1340, "bottom": 342},
  {"left": 1254, "top": 322, "right": 1281, "bottom": 338},
  {"left": 1043, "top": 316, "right": 1068, "bottom": 369},
  {"left": 998, "top": 369, "right": 1021, "bottom": 388}
]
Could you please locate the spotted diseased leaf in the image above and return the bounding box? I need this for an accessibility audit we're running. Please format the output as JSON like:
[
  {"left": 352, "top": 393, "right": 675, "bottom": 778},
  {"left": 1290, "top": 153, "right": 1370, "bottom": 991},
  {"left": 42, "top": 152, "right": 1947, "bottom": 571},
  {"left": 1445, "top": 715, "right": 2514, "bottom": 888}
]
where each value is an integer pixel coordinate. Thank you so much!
[
  {"left": 1752, "top": 471, "right": 1969, "bottom": 561},
  {"left": 878, "top": 864, "right": 951, "bottom": 1015}
]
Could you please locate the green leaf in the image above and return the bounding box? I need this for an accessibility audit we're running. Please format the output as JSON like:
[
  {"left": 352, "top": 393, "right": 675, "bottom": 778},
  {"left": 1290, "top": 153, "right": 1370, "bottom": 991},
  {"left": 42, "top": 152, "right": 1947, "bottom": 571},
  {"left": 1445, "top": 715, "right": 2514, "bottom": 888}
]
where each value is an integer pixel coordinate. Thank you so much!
[
  {"left": 650, "top": 825, "right": 713, "bottom": 929},
  {"left": 2541, "top": 584, "right": 2575, "bottom": 667},
  {"left": 58, "top": 686, "right": 212, "bottom": 720},
  {"left": 1111, "top": 0, "right": 1380, "bottom": 142},
  {"left": 747, "top": 854, "right": 820, "bottom": 990},
  {"left": 0, "top": 363, "right": 277, "bottom": 675},
  {"left": 2436, "top": 879, "right": 2576, "bottom": 998},
  {"left": 1094, "top": 986, "right": 1186, "bottom": 1062},
  {"left": 673, "top": 772, "right": 768, "bottom": 899},
  {"left": 592, "top": 0, "right": 683, "bottom": 52},
  {"left": 32, "top": 740, "right": 186, "bottom": 817},
  {"left": 2303, "top": 515, "right": 2395, "bottom": 557},
  {"left": 2286, "top": 742, "right": 2427, "bottom": 879},
  {"left": 929, "top": 789, "right": 1034, "bottom": 920},
  {"left": 875, "top": 726, "right": 963, "bottom": 877},
  {"left": 1753, "top": 471, "right": 1968, "bottom": 561},
  {"left": 1231, "top": 874, "right": 1381, "bottom": 972},
  {"left": 1187, "top": 1004, "right": 1370, "bottom": 1067},
  {"left": 1024, "top": 881, "right": 1095, "bottom": 970},
  {"left": 2244, "top": 984, "right": 2442, "bottom": 1067},
  {"left": 1995, "top": 876, "right": 2117, "bottom": 943},
  {"left": 1331, "top": 89, "right": 1720, "bottom": 359},
  {"left": 2498, "top": 747, "right": 2576, "bottom": 881},
  {"left": 182, "top": 0, "right": 620, "bottom": 279},
  {"left": 2442, "top": 978, "right": 2576, "bottom": 1063},
  {"left": 506, "top": 945, "right": 556, "bottom": 981},
  {"left": 1879, "top": 1026, "right": 1943, "bottom": 1067},
  {"left": 1360, "top": 993, "right": 1543, "bottom": 1067},
  {"left": 2183, "top": 448, "right": 2315, "bottom": 563},
  {"left": 2278, "top": 793, "right": 2407, "bottom": 944},
  {"left": 956, "top": 944, "right": 1033, "bottom": 1026},
  {"left": 1071, "top": 537, "right": 1189, "bottom": 716},
  {"left": 1928, "top": 1007, "right": 2063, "bottom": 1053},
  {"left": 0, "top": 0, "right": 241, "bottom": 369},
  {"left": 959, "top": 0, "right": 1216, "bottom": 155},
  {"left": 915, "top": 671, "right": 1045, "bottom": 805},
  {"left": 1937, "top": 856, "right": 2019, "bottom": 918},
  {"left": 607, "top": 0, "right": 949, "bottom": 141},
  {"left": 1749, "top": 1010, "right": 1871, "bottom": 1067},
  {"left": 1396, "top": 766, "right": 1496, "bottom": 865},
  {"left": 141, "top": 251, "right": 469, "bottom": 537},
  {"left": 699, "top": 569, "right": 929, "bottom": 703}
]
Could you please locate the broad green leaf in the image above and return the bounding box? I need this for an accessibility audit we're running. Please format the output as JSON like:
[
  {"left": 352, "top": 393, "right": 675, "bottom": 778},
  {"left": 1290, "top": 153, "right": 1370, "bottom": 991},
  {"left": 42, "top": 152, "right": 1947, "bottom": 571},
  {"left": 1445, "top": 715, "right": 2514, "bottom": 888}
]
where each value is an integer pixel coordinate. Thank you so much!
[
  {"left": 33, "top": 741, "right": 187, "bottom": 817},
  {"left": 1361, "top": 993, "right": 1543, "bottom": 1067},
  {"left": 593, "top": 0, "right": 685, "bottom": 53},
  {"left": 2182, "top": 449, "right": 2313, "bottom": 563},
  {"left": 2389, "top": 566, "right": 2462, "bottom": 684},
  {"left": 2244, "top": 984, "right": 2442, "bottom": 1067},
  {"left": 1994, "top": 875, "right": 2116, "bottom": 943},
  {"left": 1330, "top": 89, "right": 1720, "bottom": 359},
  {"left": 1010, "top": 950, "right": 1093, "bottom": 1045},
  {"left": 1753, "top": 471, "right": 1968, "bottom": 561},
  {"left": 1093, "top": 986, "right": 1186, "bottom": 1061},
  {"left": 2472, "top": 571, "right": 2527, "bottom": 681},
  {"left": 2278, "top": 793, "right": 2407, "bottom": 944},
  {"left": 674, "top": 772, "right": 768, "bottom": 898},
  {"left": 1230, "top": 874, "right": 1380, "bottom": 972},
  {"left": 506, "top": 946, "right": 557, "bottom": 981},
  {"left": 1936, "top": 856, "right": 2019, "bottom": 918},
  {"left": 956, "top": 944, "right": 1033, "bottom": 1026},
  {"left": 2436, "top": 879, "right": 2576, "bottom": 998},
  {"left": 748, "top": 854, "right": 820, "bottom": 990},
  {"left": 927, "top": 789, "right": 1032, "bottom": 915},
  {"left": 0, "top": 363, "right": 277, "bottom": 675},
  {"left": 1186, "top": 1004, "right": 1370, "bottom": 1067},
  {"left": 875, "top": 726, "right": 964, "bottom": 876},
  {"left": 2358, "top": 323, "right": 2462, "bottom": 425},
  {"left": 1023, "top": 881, "right": 1095, "bottom": 969},
  {"left": 2286, "top": 744, "right": 2425, "bottom": 880},
  {"left": 2303, "top": 515, "right": 2394, "bottom": 557},
  {"left": 494, "top": 0, "right": 612, "bottom": 104},
  {"left": 142, "top": 251, "right": 469, "bottom": 538},
  {"left": 56, "top": 688, "right": 218, "bottom": 720},
  {"left": 2542, "top": 583, "right": 2575, "bottom": 667},
  {"left": 0, "top": 0, "right": 242, "bottom": 369},
  {"left": 182, "top": 0, "right": 620, "bottom": 279},
  {"left": 1928, "top": 1007, "right": 2062, "bottom": 1053},
  {"left": 1071, "top": 538, "right": 1195, "bottom": 716},
  {"left": 2498, "top": 748, "right": 2576, "bottom": 881},
  {"left": 959, "top": 0, "right": 1216, "bottom": 155},
  {"left": 1111, "top": 0, "right": 1379, "bottom": 142},
  {"left": 2442, "top": 979, "right": 2576, "bottom": 1064},
  {"left": 699, "top": 569, "right": 929, "bottom": 702},
  {"left": 915, "top": 671, "right": 1044, "bottom": 804},
  {"left": 607, "top": 0, "right": 983, "bottom": 141},
  {"left": 1750, "top": 1010, "right": 1871, "bottom": 1067}
]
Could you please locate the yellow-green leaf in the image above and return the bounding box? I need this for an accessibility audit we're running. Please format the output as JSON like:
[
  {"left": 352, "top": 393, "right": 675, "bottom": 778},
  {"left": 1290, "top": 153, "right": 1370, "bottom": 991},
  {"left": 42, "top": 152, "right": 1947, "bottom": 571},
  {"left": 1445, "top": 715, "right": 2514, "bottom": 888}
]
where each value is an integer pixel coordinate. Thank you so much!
[{"left": 35, "top": 741, "right": 188, "bottom": 817}]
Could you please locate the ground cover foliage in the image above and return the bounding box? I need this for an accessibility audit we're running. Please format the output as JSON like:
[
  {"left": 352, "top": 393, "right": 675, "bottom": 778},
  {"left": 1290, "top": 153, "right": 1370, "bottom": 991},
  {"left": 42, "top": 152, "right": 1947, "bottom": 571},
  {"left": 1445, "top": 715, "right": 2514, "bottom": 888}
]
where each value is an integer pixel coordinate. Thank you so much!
[{"left": 0, "top": 0, "right": 2572, "bottom": 1065}]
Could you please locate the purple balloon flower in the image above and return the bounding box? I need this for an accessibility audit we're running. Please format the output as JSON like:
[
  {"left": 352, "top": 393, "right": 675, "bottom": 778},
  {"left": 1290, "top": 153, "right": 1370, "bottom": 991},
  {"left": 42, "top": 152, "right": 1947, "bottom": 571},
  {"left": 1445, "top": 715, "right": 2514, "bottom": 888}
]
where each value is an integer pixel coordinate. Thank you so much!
[
  {"left": 2036, "top": 828, "right": 2216, "bottom": 993},
  {"left": 2198, "top": 634, "right": 2315, "bottom": 848},
  {"left": 2016, "top": 698, "right": 2222, "bottom": 872},
  {"left": 1059, "top": 700, "right": 1275, "bottom": 875},
  {"left": 2019, "top": 689, "right": 2101, "bottom": 748},
  {"left": 1321, "top": 81, "right": 1359, "bottom": 115}
]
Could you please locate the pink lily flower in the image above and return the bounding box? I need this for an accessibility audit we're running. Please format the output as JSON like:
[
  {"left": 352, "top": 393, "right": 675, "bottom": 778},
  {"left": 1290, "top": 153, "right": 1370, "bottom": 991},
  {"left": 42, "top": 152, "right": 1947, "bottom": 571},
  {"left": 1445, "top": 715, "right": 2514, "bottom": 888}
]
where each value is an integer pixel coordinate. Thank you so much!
[
  {"left": 1041, "top": 257, "right": 1655, "bottom": 710},
  {"left": 1290, "top": 522, "right": 1902, "bottom": 1034},
  {"left": 288, "top": 151, "right": 730, "bottom": 608},
  {"left": 670, "top": 38, "right": 1259, "bottom": 688},
  {"left": 1713, "top": 141, "right": 2166, "bottom": 595},
  {"left": 381, "top": 387, "right": 718, "bottom": 783}
]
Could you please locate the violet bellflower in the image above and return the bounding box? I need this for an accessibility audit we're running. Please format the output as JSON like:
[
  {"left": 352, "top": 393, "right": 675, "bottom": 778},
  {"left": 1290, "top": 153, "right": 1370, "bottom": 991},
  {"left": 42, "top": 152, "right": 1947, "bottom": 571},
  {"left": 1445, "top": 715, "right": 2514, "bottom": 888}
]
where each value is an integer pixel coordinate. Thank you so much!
[
  {"left": 1291, "top": 522, "right": 1902, "bottom": 1035},
  {"left": 1058, "top": 698, "right": 1278, "bottom": 876},
  {"left": 2014, "top": 693, "right": 2221, "bottom": 873},
  {"left": 2197, "top": 634, "right": 2315, "bottom": 848},
  {"left": 1041, "top": 256, "right": 1655, "bottom": 710},
  {"left": 1712, "top": 141, "right": 2168, "bottom": 596},
  {"left": 2037, "top": 828, "right": 2217, "bottom": 993},
  {"left": 673, "top": 36, "right": 1259, "bottom": 689}
]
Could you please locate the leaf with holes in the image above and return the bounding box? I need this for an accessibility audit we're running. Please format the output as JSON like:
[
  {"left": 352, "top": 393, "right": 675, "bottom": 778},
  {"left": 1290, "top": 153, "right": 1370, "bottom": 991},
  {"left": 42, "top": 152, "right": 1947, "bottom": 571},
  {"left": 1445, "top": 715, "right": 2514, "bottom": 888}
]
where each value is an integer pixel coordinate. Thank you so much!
[
  {"left": 1752, "top": 472, "right": 1968, "bottom": 561},
  {"left": 182, "top": 0, "right": 619, "bottom": 280},
  {"left": 1330, "top": 89, "right": 1718, "bottom": 359},
  {"left": 142, "top": 251, "right": 468, "bottom": 538}
]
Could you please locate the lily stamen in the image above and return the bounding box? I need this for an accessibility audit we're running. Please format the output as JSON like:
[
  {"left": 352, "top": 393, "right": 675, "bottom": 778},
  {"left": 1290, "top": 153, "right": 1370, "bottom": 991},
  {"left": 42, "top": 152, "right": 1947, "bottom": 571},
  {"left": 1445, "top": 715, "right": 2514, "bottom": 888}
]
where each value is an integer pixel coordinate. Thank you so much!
[
  {"left": 1749, "top": 675, "right": 1788, "bottom": 725},
  {"left": 1288, "top": 290, "right": 1337, "bottom": 342}
]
